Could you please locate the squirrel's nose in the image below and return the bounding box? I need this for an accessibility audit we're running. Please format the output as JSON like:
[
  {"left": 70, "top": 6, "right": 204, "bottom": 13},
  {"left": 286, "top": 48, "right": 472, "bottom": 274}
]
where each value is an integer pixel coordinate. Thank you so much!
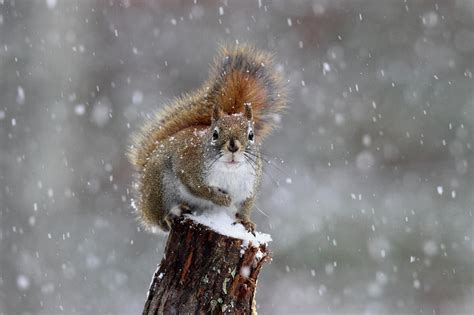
[{"left": 227, "top": 138, "right": 239, "bottom": 153}]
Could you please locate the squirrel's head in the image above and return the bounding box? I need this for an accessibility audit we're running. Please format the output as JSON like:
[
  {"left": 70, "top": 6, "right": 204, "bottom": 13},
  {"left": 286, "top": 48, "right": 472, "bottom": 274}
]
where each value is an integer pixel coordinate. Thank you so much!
[{"left": 206, "top": 103, "right": 258, "bottom": 166}]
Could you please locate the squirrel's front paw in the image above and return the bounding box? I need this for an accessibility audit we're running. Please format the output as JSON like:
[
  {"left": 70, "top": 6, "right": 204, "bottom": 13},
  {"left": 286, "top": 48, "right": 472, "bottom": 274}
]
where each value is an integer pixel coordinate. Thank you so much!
[
  {"left": 211, "top": 187, "right": 231, "bottom": 207},
  {"left": 234, "top": 214, "right": 256, "bottom": 234},
  {"left": 215, "top": 195, "right": 231, "bottom": 207}
]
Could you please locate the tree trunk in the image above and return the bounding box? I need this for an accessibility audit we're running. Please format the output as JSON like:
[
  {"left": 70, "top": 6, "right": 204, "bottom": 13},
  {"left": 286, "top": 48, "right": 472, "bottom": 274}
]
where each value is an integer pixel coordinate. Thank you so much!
[{"left": 142, "top": 217, "right": 271, "bottom": 315}]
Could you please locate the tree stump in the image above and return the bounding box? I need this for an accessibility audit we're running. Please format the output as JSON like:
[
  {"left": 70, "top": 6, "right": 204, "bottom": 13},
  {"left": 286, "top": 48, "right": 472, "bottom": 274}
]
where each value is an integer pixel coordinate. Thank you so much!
[{"left": 142, "top": 215, "right": 271, "bottom": 315}]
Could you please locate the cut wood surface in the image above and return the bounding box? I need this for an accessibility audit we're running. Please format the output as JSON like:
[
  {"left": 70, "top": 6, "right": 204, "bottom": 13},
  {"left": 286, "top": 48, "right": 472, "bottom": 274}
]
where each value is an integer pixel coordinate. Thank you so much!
[{"left": 142, "top": 216, "right": 271, "bottom": 315}]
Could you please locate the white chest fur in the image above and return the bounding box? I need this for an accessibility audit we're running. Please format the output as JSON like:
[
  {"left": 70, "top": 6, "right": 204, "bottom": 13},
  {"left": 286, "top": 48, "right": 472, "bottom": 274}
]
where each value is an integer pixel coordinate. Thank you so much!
[{"left": 206, "top": 161, "right": 255, "bottom": 204}]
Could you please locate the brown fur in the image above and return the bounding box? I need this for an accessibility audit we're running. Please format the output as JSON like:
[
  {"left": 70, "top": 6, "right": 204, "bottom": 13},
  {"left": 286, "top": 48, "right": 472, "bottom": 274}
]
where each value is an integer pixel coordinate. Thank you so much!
[
  {"left": 128, "top": 44, "right": 286, "bottom": 230},
  {"left": 128, "top": 44, "right": 286, "bottom": 170}
]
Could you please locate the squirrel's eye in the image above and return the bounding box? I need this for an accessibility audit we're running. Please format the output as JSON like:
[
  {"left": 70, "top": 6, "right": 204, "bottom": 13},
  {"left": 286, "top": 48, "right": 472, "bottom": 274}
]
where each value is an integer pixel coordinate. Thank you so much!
[
  {"left": 212, "top": 129, "right": 219, "bottom": 141},
  {"left": 248, "top": 130, "right": 254, "bottom": 142}
]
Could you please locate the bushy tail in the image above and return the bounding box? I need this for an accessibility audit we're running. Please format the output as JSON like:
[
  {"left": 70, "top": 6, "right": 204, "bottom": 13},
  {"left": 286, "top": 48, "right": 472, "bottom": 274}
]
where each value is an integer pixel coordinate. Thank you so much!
[
  {"left": 128, "top": 43, "right": 286, "bottom": 169},
  {"left": 208, "top": 44, "right": 286, "bottom": 138}
]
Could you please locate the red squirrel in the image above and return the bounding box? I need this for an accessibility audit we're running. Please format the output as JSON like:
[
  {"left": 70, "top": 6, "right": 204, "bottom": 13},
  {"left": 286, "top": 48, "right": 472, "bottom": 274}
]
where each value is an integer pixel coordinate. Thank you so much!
[{"left": 128, "top": 44, "right": 286, "bottom": 232}]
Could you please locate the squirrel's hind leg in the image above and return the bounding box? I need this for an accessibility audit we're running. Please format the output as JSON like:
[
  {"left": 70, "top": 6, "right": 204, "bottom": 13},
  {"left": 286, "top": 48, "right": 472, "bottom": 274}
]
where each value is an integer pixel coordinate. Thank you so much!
[
  {"left": 179, "top": 203, "right": 193, "bottom": 215},
  {"left": 157, "top": 215, "right": 173, "bottom": 232},
  {"left": 159, "top": 204, "right": 193, "bottom": 231},
  {"left": 168, "top": 203, "right": 193, "bottom": 217},
  {"left": 137, "top": 153, "right": 172, "bottom": 232}
]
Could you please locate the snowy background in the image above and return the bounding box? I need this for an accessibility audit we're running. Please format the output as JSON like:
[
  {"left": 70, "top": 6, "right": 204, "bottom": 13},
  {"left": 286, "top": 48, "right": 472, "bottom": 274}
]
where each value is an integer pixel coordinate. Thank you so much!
[{"left": 1, "top": 0, "right": 473, "bottom": 314}]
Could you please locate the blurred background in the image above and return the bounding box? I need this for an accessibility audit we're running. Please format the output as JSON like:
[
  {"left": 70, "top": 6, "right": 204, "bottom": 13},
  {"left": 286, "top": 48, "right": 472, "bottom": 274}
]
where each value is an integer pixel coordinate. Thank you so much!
[{"left": 1, "top": 0, "right": 473, "bottom": 314}]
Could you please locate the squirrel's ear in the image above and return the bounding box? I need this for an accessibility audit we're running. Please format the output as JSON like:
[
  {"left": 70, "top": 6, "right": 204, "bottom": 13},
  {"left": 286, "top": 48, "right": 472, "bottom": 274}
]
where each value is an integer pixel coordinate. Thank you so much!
[
  {"left": 244, "top": 103, "right": 253, "bottom": 121},
  {"left": 212, "top": 103, "right": 222, "bottom": 122}
]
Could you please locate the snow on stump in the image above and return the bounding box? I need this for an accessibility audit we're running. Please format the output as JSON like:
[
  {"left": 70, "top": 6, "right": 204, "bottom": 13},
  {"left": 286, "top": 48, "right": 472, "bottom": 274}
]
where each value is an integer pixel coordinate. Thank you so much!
[{"left": 142, "top": 212, "right": 272, "bottom": 315}]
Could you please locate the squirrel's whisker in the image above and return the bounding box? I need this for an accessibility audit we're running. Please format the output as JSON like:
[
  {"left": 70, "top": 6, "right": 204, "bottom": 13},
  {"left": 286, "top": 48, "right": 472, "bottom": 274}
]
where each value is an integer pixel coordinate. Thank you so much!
[
  {"left": 127, "top": 44, "right": 286, "bottom": 232},
  {"left": 243, "top": 154, "right": 258, "bottom": 177},
  {"left": 244, "top": 150, "right": 288, "bottom": 177},
  {"left": 244, "top": 153, "right": 280, "bottom": 187}
]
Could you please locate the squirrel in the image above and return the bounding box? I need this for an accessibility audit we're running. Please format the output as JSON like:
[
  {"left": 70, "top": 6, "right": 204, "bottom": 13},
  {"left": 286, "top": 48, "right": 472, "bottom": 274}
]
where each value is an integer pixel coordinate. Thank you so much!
[{"left": 128, "top": 44, "right": 286, "bottom": 233}]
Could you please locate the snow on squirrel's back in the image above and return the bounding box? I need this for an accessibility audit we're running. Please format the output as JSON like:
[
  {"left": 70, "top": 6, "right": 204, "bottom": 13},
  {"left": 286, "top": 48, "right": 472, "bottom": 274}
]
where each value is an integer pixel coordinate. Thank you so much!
[{"left": 186, "top": 211, "right": 272, "bottom": 247}]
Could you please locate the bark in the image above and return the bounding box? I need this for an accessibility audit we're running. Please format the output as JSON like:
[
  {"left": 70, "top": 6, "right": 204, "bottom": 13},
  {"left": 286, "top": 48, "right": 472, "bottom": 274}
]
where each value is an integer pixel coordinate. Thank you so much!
[{"left": 142, "top": 217, "right": 271, "bottom": 315}]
